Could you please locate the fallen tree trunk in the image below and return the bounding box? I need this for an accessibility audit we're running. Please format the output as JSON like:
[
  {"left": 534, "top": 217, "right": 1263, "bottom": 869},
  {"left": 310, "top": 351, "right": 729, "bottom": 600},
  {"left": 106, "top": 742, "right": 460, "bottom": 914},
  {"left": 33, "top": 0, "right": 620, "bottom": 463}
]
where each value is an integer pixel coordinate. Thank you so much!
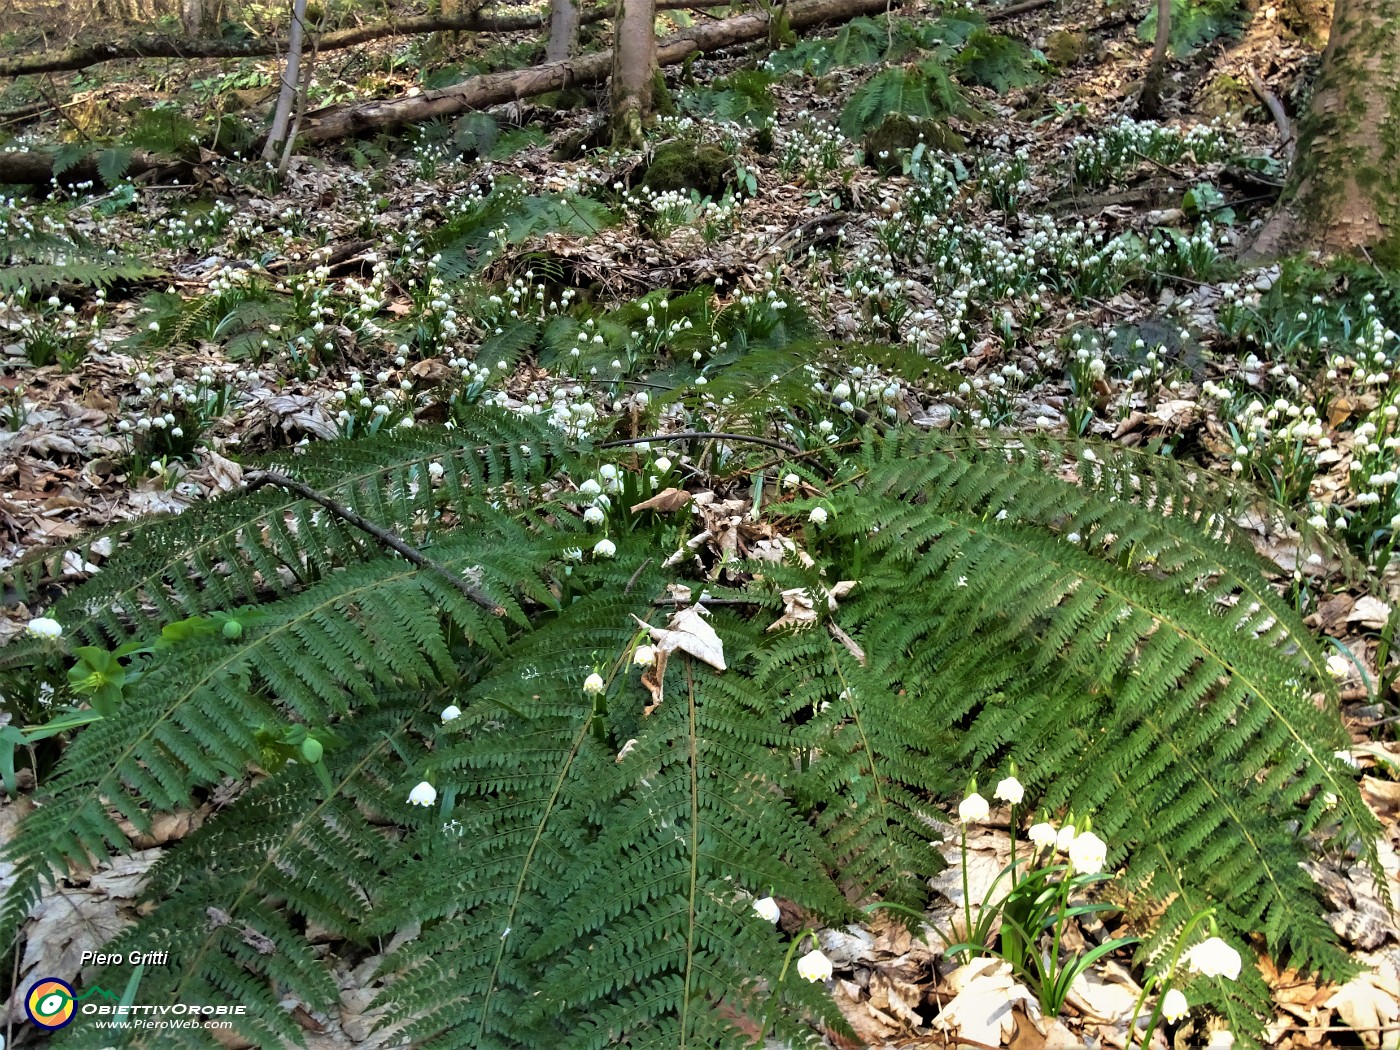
[
  {"left": 0, "top": 0, "right": 708, "bottom": 78},
  {"left": 297, "top": 0, "right": 903, "bottom": 143},
  {"left": 0, "top": 147, "right": 186, "bottom": 187}
]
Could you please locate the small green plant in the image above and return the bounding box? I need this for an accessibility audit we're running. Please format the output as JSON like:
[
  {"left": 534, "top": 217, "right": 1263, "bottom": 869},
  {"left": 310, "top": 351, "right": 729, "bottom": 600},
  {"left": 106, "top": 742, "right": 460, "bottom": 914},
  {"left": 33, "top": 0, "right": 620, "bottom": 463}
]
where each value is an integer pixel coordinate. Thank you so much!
[
  {"left": 0, "top": 416, "right": 1377, "bottom": 1047},
  {"left": 681, "top": 69, "right": 780, "bottom": 126},
  {"left": 117, "top": 366, "right": 235, "bottom": 465},
  {"left": 979, "top": 149, "right": 1032, "bottom": 212},
  {"left": 839, "top": 60, "right": 968, "bottom": 138},
  {"left": 1138, "top": 0, "right": 1249, "bottom": 55},
  {"left": 954, "top": 30, "right": 1046, "bottom": 93}
]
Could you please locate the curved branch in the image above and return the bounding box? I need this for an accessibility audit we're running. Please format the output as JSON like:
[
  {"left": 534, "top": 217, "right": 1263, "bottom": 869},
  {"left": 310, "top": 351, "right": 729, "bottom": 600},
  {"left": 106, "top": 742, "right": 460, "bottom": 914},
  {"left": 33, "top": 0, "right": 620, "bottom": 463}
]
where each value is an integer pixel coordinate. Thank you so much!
[
  {"left": 599, "top": 431, "right": 800, "bottom": 454},
  {"left": 242, "top": 469, "right": 506, "bottom": 616}
]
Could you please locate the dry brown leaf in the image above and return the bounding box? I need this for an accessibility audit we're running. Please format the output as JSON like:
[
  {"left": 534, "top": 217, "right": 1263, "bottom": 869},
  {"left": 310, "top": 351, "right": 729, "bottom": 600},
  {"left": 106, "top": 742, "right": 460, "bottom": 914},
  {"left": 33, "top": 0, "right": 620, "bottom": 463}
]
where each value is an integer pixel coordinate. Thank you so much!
[
  {"left": 640, "top": 647, "right": 668, "bottom": 714},
  {"left": 832, "top": 978, "right": 903, "bottom": 1044},
  {"left": 767, "top": 581, "right": 858, "bottom": 633},
  {"left": 632, "top": 605, "right": 726, "bottom": 671},
  {"left": 1350, "top": 596, "right": 1394, "bottom": 629},
  {"left": 1326, "top": 968, "right": 1400, "bottom": 1050},
  {"left": 630, "top": 487, "right": 692, "bottom": 513},
  {"left": 828, "top": 622, "right": 867, "bottom": 665}
]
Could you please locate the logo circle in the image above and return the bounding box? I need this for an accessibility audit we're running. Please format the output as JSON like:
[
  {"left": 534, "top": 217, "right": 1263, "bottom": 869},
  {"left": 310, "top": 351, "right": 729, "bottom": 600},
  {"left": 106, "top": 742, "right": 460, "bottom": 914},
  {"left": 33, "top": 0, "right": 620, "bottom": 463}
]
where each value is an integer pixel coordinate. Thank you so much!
[{"left": 26, "top": 978, "right": 76, "bottom": 1030}]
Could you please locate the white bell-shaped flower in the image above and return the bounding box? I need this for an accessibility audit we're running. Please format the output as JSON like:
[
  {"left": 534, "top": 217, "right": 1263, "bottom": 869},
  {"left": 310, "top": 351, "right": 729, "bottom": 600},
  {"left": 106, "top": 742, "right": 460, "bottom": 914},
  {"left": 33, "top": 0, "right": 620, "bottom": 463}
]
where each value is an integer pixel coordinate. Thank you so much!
[
  {"left": 1068, "top": 830, "right": 1107, "bottom": 874},
  {"left": 751, "top": 896, "right": 781, "bottom": 923},
  {"left": 994, "top": 776, "right": 1024, "bottom": 805},
  {"left": 958, "top": 792, "right": 990, "bottom": 824},
  {"left": 1183, "top": 937, "right": 1242, "bottom": 981},
  {"left": 796, "top": 948, "right": 833, "bottom": 983},
  {"left": 1161, "top": 988, "right": 1189, "bottom": 1022},
  {"left": 407, "top": 781, "right": 437, "bottom": 807},
  {"left": 26, "top": 617, "right": 62, "bottom": 639}
]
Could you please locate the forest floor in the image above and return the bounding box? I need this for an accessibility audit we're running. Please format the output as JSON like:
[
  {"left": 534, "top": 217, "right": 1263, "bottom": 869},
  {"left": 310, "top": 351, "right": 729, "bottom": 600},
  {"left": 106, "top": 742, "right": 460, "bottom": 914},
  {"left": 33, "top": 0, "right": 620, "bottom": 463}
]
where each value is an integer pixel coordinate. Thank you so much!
[{"left": 4, "top": 0, "right": 1400, "bottom": 1046}]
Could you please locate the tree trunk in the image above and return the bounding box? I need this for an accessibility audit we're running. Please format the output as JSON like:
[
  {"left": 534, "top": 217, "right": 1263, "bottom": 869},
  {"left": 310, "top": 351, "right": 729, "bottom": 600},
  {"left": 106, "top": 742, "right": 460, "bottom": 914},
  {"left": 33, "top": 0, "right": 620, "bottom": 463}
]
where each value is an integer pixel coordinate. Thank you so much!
[
  {"left": 0, "top": 0, "right": 901, "bottom": 180},
  {"left": 1137, "top": 0, "right": 1172, "bottom": 117},
  {"left": 1248, "top": 0, "right": 1400, "bottom": 259},
  {"left": 262, "top": 0, "right": 310, "bottom": 162},
  {"left": 546, "top": 0, "right": 581, "bottom": 61},
  {"left": 180, "top": 0, "right": 217, "bottom": 35},
  {"left": 0, "top": 0, "right": 693, "bottom": 79},
  {"left": 293, "top": 0, "right": 893, "bottom": 145},
  {"left": 0, "top": 148, "right": 185, "bottom": 188},
  {"left": 610, "top": 0, "right": 656, "bottom": 148}
]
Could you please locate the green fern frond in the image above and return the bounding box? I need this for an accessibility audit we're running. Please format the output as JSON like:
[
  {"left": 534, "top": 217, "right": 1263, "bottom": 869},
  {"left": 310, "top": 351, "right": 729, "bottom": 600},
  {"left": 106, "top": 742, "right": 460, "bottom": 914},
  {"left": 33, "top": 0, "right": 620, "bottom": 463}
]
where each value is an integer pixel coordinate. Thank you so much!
[
  {"left": 954, "top": 30, "right": 1046, "bottom": 93},
  {"left": 2, "top": 416, "right": 1378, "bottom": 1049},
  {"left": 0, "top": 258, "right": 156, "bottom": 297},
  {"left": 839, "top": 60, "right": 969, "bottom": 138}
]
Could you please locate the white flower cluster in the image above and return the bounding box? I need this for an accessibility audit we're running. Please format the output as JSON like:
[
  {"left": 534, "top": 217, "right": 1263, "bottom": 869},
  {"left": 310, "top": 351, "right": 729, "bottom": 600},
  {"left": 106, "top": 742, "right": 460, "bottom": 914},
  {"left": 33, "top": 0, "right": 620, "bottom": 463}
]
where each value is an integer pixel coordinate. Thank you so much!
[
  {"left": 328, "top": 369, "right": 413, "bottom": 432},
  {"left": 1069, "top": 117, "right": 1230, "bottom": 188},
  {"left": 776, "top": 112, "right": 848, "bottom": 179}
]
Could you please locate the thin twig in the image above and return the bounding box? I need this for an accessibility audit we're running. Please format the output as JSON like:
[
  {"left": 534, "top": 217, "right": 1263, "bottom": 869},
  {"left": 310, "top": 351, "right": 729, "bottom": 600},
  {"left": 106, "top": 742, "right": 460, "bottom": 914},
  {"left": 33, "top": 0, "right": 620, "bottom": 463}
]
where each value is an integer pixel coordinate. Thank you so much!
[
  {"left": 599, "top": 430, "right": 800, "bottom": 454},
  {"left": 242, "top": 469, "right": 506, "bottom": 616},
  {"left": 1249, "top": 70, "right": 1295, "bottom": 166},
  {"left": 651, "top": 596, "right": 765, "bottom": 606},
  {"left": 1129, "top": 147, "right": 1188, "bottom": 181},
  {"left": 624, "top": 557, "right": 652, "bottom": 594}
]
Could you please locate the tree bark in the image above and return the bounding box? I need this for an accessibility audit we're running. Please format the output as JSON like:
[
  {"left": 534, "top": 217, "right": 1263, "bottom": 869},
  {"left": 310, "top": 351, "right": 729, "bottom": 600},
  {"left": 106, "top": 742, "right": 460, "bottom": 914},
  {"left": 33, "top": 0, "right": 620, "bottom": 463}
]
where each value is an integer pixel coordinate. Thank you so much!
[
  {"left": 1137, "top": 0, "right": 1171, "bottom": 117},
  {"left": 610, "top": 0, "right": 657, "bottom": 148},
  {"left": 0, "top": 0, "right": 694, "bottom": 78},
  {"left": 1247, "top": 0, "right": 1400, "bottom": 258},
  {"left": 263, "top": 0, "right": 310, "bottom": 162},
  {"left": 180, "top": 0, "right": 218, "bottom": 36},
  {"left": 291, "top": 0, "right": 896, "bottom": 145},
  {"left": 546, "top": 0, "right": 581, "bottom": 61}
]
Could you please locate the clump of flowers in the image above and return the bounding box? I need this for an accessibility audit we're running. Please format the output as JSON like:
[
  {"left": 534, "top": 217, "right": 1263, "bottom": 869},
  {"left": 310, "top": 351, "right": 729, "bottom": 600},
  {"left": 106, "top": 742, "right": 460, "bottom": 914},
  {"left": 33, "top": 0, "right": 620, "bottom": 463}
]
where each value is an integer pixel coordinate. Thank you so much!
[
  {"left": 119, "top": 365, "right": 235, "bottom": 465},
  {"left": 946, "top": 777, "right": 1136, "bottom": 1016}
]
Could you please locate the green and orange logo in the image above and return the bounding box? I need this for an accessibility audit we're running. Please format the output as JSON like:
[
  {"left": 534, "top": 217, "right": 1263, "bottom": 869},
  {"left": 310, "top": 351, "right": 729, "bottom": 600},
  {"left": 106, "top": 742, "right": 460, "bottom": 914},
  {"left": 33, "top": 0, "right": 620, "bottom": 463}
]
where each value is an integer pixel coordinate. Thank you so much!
[{"left": 25, "top": 978, "right": 77, "bottom": 1030}]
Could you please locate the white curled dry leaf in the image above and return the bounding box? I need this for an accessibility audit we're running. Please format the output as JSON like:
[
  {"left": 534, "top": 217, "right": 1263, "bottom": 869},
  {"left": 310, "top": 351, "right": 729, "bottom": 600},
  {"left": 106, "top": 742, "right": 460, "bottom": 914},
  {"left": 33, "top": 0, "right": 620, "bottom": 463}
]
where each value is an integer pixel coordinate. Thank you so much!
[
  {"left": 767, "top": 581, "right": 858, "bottom": 633},
  {"left": 630, "top": 604, "right": 727, "bottom": 715},
  {"left": 1327, "top": 959, "right": 1400, "bottom": 1050},
  {"left": 633, "top": 605, "right": 726, "bottom": 670},
  {"left": 935, "top": 957, "right": 1039, "bottom": 1048},
  {"left": 1350, "top": 595, "right": 1394, "bottom": 630}
]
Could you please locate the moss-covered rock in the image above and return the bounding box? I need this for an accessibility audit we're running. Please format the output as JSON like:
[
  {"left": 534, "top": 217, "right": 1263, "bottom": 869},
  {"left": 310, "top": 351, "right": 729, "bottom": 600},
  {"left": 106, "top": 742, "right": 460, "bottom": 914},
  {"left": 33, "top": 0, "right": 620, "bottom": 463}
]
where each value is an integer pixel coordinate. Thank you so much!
[
  {"left": 1199, "top": 73, "right": 1254, "bottom": 119},
  {"left": 642, "top": 140, "right": 731, "bottom": 198},
  {"left": 1045, "top": 30, "right": 1092, "bottom": 67},
  {"left": 861, "top": 114, "right": 965, "bottom": 175}
]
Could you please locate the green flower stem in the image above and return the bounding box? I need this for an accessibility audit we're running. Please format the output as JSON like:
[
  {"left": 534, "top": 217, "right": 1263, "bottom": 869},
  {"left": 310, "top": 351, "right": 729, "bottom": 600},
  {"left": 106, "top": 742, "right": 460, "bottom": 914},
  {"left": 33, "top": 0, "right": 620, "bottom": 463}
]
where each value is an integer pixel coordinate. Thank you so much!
[
  {"left": 961, "top": 822, "right": 973, "bottom": 956},
  {"left": 1009, "top": 802, "right": 1018, "bottom": 889},
  {"left": 757, "top": 930, "right": 818, "bottom": 1046},
  {"left": 1046, "top": 864, "right": 1074, "bottom": 1010},
  {"left": 1126, "top": 907, "right": 1216, "bottom": 1050}
]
